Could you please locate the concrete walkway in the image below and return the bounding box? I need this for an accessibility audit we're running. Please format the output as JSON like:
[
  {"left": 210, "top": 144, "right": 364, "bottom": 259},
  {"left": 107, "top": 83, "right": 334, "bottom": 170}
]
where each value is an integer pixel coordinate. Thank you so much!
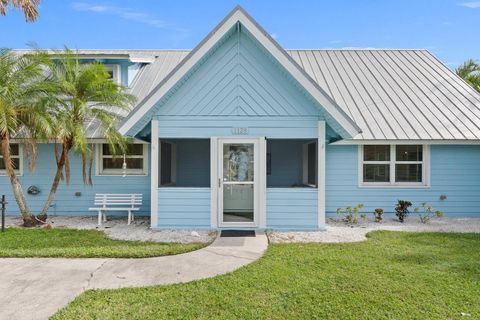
[{"left": 0, "top": 232, "right": 268, "bottom": 320}]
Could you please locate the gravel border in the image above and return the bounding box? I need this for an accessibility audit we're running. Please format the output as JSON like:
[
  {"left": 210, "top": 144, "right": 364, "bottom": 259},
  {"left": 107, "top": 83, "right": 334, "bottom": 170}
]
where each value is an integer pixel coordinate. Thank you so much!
[
  {"left": 4, "top": 216, "right": 217, "bottom": 244},
  {"left": 268, "top": 217, "right": 480, "bottom": 243}
]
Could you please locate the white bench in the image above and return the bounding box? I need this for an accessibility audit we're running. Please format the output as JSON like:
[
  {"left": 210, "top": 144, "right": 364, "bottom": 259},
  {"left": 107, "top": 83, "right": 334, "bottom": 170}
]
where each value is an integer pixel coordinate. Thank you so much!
[{"left": 89, "top": 194, "right": 142, "bottom": 226}]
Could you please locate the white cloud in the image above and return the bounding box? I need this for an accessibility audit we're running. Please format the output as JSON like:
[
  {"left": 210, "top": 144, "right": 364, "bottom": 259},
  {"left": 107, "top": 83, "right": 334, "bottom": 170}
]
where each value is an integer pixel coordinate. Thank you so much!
[
  {"left": 72, "top": 2, "right": 184, "bottom": 30},
  {"left": 459, "top": 1, "right": 480, "bottom": 8}
]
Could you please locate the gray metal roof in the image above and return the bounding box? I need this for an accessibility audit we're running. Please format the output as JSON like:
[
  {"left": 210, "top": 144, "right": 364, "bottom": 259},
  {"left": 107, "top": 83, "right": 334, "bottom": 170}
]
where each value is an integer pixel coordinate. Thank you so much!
[
  {"left": 127, "top": 48, "right": 480, "bottom": 140},
  {"left": 16, "top": 48, "right": 480, "bottom": 140}
]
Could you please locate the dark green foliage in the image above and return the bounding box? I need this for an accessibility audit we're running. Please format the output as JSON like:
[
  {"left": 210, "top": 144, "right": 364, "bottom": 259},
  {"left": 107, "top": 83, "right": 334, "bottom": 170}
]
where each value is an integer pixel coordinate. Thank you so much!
[{"left": 395, "top": 200, "right": 412, "bottom": 222}]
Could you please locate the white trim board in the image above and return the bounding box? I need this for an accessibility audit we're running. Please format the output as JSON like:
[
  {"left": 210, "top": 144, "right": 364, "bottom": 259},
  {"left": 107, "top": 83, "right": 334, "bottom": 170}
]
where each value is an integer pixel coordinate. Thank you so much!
[
  {"left": 118, "top": 5, "right": 360, "bottom": 138},
  {"left": 333, "top": 139, "right": 480, "bottom": 145},
  {"left": 150, "top": 119, "right": 159, "bottom": 228}
]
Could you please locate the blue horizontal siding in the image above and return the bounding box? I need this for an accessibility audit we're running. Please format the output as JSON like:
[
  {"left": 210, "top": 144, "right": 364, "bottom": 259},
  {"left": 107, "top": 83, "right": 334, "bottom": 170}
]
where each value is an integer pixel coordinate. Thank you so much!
[
  {"left": 157, "top": 116, "right": 320, "bottom": 139},
  {"left": 326, "top": 144, "right": 480, "bottom": 217},
  {"left": 1, "top": 144, "right": 150, "bottom": 216},
  {"left": 157, "top": 187, "right": 211, "bottom": 228},
  {"left": 267, "top": 188, "right": 318, "bottom": 229}
]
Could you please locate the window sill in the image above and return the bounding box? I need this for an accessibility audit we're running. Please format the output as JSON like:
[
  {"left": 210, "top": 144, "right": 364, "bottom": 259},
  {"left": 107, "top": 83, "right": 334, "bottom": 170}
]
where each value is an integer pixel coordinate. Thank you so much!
[
  {"left": 97, "top": 173, "right": 148, "bottom": 177},
  {"left": 0, "top": 172, "right": 23, "bottom": 177},
  {"left": 359, "top": 183, "right": 430, "bottom": 189}
]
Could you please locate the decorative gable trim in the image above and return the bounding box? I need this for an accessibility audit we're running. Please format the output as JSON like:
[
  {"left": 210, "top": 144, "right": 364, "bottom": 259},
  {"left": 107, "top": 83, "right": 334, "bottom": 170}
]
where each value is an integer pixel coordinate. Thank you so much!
[{"left": 118, "top": 5, "right": 361, "bottom": 138}]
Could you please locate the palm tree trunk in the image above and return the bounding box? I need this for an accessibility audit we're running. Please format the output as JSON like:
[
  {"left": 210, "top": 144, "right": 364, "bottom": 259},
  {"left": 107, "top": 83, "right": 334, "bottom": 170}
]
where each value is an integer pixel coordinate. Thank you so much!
[
  {"left": 0, "top": 136, "right": 36, "bottom": 226},
  {"left": 38, "top": 142, "right": 70, "bottom": 220}
]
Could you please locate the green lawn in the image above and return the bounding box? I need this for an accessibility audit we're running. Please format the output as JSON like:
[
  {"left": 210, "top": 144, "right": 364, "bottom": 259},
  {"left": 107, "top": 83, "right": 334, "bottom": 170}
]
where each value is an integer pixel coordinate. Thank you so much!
[
  {"left": 53, "top": 231, "right": 480, "bottom": 319},
  {"left": 0, "top": 228, "right": 207, "bottom": 258}
]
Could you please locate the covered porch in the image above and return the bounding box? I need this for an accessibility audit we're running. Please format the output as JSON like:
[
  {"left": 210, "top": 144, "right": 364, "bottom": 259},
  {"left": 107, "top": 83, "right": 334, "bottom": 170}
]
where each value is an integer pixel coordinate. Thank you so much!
[{"left": 149, "top": 121, "right": 326, "bottom": 230}]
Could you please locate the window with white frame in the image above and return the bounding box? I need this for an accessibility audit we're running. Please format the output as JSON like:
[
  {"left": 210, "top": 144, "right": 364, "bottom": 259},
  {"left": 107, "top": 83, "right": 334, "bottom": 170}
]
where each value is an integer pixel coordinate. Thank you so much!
[
  {"left": 0, "top": 144, "right": 22, "bottom": 175},
  {"left": 360, "top": 145, "right": 427, "bottom": 186},
  {"left": 104, "top": 64, "right": 121, "bottom": 84},
  {"left": 97, "top": 144, "right": 147, "bottom": 176}
]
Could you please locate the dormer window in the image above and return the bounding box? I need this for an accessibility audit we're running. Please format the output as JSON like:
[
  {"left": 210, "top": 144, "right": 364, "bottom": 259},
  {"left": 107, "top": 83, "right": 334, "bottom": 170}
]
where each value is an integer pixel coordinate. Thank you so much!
[{"left": 104, "top": 64, "right": 121, "bottom": 84}]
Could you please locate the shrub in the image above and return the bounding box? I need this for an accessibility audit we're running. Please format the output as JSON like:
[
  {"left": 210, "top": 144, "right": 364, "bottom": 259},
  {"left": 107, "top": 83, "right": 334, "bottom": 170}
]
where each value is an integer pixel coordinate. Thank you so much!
[
  {"left": 414, "top": 202, "right": 444, "bottom": 223},
  {"left": 395, "top": 200, "right": 412, "bottom": 223},
  {"left": 336, "top": 204, "right": 366, "bottom": 224}
]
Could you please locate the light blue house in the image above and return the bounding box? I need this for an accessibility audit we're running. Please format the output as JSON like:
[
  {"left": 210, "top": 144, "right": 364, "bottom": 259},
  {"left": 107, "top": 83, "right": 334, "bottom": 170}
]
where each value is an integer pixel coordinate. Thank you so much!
[{"left": 3, "top": 6, "right": 480, "bottom": 230}]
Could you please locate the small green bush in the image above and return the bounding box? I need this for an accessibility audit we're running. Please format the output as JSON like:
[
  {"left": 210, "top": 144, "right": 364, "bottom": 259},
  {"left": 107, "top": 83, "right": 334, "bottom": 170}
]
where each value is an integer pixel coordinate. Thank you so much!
[
  {"left": 414, "top": 202, "right": 444, "bottom": 223},
  {"left": 336, "top": 204, "right": 366, "bottom": 224}
]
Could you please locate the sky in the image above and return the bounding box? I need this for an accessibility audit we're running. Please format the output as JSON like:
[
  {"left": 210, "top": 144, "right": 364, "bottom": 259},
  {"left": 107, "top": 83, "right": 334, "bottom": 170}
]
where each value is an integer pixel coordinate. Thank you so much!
[{"left": 1, "top": 0, "right": 479, "bottom": 68}]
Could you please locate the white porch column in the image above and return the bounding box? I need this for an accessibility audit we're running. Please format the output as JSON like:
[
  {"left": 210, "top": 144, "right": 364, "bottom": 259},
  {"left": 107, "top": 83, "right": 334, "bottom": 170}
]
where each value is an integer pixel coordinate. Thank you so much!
[
  {"left": 150, "top": 119, "right": 159, "bottom": 228},
  {"left": 210, "top": 137, "right": 218, "bottom": 228},
  {"left": 318, "top": 121, "right": 326, "bottom": 228}
]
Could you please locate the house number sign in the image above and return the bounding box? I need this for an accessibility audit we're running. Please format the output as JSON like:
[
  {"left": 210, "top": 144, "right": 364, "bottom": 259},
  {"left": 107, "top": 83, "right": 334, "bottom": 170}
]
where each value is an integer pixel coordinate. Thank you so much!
[{"left": 231, "top": 127, "right": 249, "bottom": 135}]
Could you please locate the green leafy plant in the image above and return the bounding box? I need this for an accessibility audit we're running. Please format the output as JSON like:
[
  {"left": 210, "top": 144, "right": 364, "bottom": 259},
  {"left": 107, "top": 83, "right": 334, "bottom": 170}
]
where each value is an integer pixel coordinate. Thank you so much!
[
  {"left": 373, "top": 208, "right": 384, "bottom": 222},
  {"left": 336, "top": 204, "right": 366, "bottom": 224},
  {"left": 395, "top": 200, "right": 412, "bottom": 223},
  {"left": 414, "top": 202, "right": 444, "bottom": 223}
]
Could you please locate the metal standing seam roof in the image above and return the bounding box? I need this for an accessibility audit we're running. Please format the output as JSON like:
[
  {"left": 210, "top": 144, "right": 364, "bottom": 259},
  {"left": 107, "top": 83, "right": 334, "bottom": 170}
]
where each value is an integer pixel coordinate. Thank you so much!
[
  {"left": 15, "top": 48, "right": 480, "bottom": 140},
  {"left": 127, "top": 48, "right": 480, "bottom": 140}
]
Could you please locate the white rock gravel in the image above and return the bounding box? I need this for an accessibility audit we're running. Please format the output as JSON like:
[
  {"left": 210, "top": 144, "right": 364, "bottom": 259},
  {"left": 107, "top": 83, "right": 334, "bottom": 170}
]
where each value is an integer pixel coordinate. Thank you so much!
[
  {"left": 4, "top": 216, "right": 217, "bottom": 244},
  {"left": 267, "top": 217, "right": 480, "bottom": 243}
]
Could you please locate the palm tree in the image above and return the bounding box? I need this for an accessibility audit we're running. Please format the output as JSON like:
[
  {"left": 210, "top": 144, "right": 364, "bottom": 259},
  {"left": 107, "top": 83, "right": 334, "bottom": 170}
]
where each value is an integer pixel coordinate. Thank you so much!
[
  {"left": 0, "top": 48, "right": 53, "bottom": 226},
  {"left": 0, "top": 0, "right": 40, "bottom": 22},
  {"left": 456, "top": 59, "right": 480, "bottom": 93},
  {"left": 38, "top": 49, "right": 135, "bottom": 220}
]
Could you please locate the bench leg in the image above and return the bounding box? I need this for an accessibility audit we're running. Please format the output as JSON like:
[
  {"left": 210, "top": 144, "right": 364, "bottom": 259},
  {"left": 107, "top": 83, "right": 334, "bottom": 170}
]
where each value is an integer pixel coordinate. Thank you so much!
[
  {"left": 103, "top": 211, "right": 107, "bottom": 222},
  {"left": 128, "top": 210, "right": 132, "bottom": 225},
  {"left": 97, "top": 211, "right": 102, "bottom": 226}
]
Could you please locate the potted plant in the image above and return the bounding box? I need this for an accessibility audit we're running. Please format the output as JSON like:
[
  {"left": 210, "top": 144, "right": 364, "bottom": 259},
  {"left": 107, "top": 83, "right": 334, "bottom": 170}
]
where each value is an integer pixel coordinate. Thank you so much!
[
  {"left": 373, "top": 208, "right": 384, "bottom": 222},
  {"left": 395, "top": 200, "right": 412, "bottom": 223}
]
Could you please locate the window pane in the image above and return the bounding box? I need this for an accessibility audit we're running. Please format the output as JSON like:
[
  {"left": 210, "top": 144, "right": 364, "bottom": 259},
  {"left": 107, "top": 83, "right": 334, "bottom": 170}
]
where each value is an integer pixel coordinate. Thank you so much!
[
  {"left": 103, "top": 144, "right": 144, "bottom": 156},
  {"left": 103, "top": 158, "right": 143, "bottom": 170},
  {"left": 102, "top": 144, "right": 113, "bottom": 155},
  {"left": 125, "top": 144, "right": 144, "bottom": 156},
  {"left": 10, "top": 144, "right": 19, "bottom": 155},
  {"left": 396, "top": 145, "right": 422, "bottom": 162},
  {"left": 307, "top": 142, "right": 316, "bottom": 186},
  {"left": 396, "top": 164, "right": 422, "bottom": 182},
  {"left": 223, "top": 144, "right": 254, "bottom": 182},
  {"left": 363, "top": 164, "right": 390, "bottom": 182},
  {"left": 0, "top": 144, "right": 18, "bottom": 157},
  {"left": 0, "top": 158, "right": 19, "bottom": 170},
  {"left": 364, "top": 145, "right": 390, "bottom": 161},
  {"left": 160, "top": 142, "right": 172, "bottom": 185}
]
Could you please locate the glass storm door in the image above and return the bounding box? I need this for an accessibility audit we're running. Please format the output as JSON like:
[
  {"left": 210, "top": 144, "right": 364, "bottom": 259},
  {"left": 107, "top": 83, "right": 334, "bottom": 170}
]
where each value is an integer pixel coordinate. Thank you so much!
[{"left": 218, "top": 139, "right": 258, "bottom": 227}]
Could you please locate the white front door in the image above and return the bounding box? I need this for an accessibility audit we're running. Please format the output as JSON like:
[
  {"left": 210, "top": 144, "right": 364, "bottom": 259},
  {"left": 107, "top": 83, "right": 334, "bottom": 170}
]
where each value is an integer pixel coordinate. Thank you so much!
[{"left": 218, "top": 138, "right": 259, "bottom": 228}]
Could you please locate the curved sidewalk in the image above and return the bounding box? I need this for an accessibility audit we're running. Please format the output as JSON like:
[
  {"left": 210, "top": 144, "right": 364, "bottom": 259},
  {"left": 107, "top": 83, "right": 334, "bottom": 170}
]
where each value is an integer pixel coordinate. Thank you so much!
[{"left": 0, "top": 232, "right": 268, "bottom": 320}]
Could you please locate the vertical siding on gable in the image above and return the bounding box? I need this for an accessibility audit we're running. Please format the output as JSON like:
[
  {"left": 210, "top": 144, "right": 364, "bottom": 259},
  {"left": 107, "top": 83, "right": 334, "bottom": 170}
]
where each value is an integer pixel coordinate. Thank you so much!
[
  {"left": 157, "top": 188, "right": 211, "bottom": 228},
  {"left": 267, "top": 188, "right": 318, "bottom": 229},
  {"left": 1, "top": 144, "right": 150, "bottom": 216},
  {"left": 326, "top": 144, "right": 480, "bottom": 217}
]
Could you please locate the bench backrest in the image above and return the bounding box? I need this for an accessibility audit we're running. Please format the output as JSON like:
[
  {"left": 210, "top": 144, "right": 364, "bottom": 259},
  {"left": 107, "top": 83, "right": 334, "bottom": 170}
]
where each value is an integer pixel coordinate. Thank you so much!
[{"left": 94, "top": 194, "right": 143, "bottom": 208}]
